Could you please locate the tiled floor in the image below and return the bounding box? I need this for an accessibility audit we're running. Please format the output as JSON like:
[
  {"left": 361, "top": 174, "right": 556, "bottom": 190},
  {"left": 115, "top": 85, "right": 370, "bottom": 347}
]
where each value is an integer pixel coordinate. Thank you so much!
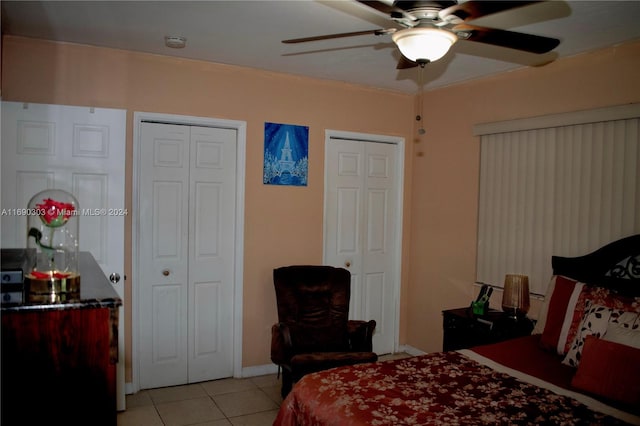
[
  {"left": 117, "top": 353, "right": 411, "bottom": 426},
  {"left": 117, "top": 374, "right": 282, "bottom": 426}
]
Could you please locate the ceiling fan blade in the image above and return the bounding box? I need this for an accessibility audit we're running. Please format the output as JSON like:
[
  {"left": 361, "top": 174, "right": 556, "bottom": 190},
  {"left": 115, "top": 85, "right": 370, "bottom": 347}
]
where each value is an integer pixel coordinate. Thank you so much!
[
  {"left": 282, "top": 28, "right": 393, "bottom": 44},
  {"left": 454, "top": 24, "right": 559, "bottom": 54},
  {"left": 396, "top": 55, "right": 419, "bottom": 69},
  {"left": 440, "top": 1, "right": 542, "bottom": 22}
]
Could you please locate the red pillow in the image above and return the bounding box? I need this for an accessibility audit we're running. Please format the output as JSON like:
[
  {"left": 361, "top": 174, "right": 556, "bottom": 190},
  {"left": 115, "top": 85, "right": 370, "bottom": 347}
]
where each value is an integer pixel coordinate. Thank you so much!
[
  {"left": 540, "top": 276, "right": 581, "bottom": 353},
  {"left": 571, "top": 335, "right": 640, "bottom": 407}
]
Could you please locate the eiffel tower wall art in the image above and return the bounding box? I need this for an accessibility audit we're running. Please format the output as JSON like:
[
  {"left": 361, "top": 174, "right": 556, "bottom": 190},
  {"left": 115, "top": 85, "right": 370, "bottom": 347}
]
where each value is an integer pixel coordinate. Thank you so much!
[{"left": 263, "top": 122, "right": 309, "bottom": 186}]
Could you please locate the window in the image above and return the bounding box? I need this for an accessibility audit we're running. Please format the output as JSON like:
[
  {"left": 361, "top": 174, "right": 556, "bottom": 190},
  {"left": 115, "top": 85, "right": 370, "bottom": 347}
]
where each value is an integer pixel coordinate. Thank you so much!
[{"left": 475, "top": 104, "right": 640, "bottom": 294}]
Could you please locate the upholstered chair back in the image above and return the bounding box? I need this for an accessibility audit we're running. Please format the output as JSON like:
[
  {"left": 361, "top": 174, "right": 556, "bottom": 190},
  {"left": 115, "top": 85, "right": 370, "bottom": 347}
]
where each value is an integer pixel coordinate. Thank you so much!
[{"left": 273, "top": 265, "right": 351, "bottom": 353}]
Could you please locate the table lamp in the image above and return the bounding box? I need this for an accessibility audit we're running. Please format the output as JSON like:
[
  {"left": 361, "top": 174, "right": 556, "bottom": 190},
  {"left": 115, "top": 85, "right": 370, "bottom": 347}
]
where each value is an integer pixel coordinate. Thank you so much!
[{"left": 502, "top": 274, "right": 530, "bottom": 320}]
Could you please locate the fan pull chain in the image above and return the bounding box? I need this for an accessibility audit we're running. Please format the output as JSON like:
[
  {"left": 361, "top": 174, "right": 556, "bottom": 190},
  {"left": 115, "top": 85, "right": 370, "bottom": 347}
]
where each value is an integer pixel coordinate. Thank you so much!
[{"left": 416, "top": 62, "right": 426, "bottom": 135}]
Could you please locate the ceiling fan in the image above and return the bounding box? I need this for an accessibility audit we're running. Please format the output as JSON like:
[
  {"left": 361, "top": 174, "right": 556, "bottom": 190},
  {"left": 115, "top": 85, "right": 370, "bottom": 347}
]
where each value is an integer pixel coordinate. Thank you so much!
[{"left": 282, "top": 0, "right": 560, "bottom": 69}]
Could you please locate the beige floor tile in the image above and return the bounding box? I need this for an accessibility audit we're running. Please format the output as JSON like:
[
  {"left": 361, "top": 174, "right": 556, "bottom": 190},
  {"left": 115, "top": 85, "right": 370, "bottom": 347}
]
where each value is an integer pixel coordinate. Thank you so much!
[
  {"left": 250, "top": 374, "right": 280, "bottom": 389},
  {"left": 156, "top": 396, "right": 226, "bottom": 426},
  {"left": 213, "top": 389, "right": 278, "bottom": 418},
  {"left": 202, "top": 377, "right": 257, "bottom": 396},
  {"left": 187, "top": 419, "right": 233, "bottom": 426},
  {"left": 119, "top": 373, "right": 292, "bottom": 425},
  {"left": 260, "top": 384, "right": 283, "bottom": 405},
  {"left": 148, "top": 383, "right": 207, "bottom": 404},
  {"left": 229, "top": 409, "right": 280, "bottom": 426},
  {"left": 117, "top": 405, "right": 164, "bottom": 426},
  {"left": 125, "top": 390, "right": 154, "bottom": 408}
]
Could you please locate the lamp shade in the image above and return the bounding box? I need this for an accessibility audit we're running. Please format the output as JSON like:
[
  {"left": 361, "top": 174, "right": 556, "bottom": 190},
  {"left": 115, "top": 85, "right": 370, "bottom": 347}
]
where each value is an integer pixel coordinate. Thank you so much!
[
  {"left": 391, "top": 27, "right": 457, "bottom": 63},
  {"left": 502, "top": 274, "right": 530, "bottom": 319}
]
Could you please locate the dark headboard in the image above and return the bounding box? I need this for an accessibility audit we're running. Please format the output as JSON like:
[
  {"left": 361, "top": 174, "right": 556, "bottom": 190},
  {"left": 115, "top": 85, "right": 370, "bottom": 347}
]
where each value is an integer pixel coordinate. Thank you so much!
[{"left": 552, "top": 234, "right": 640, "bottom": 297}]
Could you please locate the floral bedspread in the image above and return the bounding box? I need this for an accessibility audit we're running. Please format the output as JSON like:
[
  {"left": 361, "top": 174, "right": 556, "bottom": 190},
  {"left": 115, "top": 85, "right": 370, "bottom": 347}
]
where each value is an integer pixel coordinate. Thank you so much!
[{"left": 274, "top": 351, "right": 630, "bottom": 426}]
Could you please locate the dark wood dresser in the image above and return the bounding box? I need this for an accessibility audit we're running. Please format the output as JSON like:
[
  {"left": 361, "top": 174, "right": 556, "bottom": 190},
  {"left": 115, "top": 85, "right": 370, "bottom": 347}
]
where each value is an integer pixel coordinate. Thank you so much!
[{"left": 1, "top": 252, "right": 121, "bottom": 426}]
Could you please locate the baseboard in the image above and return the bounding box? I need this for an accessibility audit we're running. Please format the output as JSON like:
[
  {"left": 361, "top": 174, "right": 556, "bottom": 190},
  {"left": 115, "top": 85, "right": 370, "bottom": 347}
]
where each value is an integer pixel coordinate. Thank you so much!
[
  {"left": 397, "top": 344, "right": 427, "bottom": 356},
  {"left": 124, "top": 364, "right": 279, "bottom": 395},
  {"left": 240, "top": 363, "right": 279, "bottom": 378}
]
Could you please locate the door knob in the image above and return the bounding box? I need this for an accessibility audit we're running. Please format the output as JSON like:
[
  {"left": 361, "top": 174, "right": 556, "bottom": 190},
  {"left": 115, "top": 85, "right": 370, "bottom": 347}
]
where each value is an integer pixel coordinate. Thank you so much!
[
  {"left": 162, "top": 269, "right": 170, "bottom": 276},
  {"left": 345, "top": 261, "right": 351, "bottom": 268},
  {"left": 109, "top": 272, "right": 121, "bottom": 284}
]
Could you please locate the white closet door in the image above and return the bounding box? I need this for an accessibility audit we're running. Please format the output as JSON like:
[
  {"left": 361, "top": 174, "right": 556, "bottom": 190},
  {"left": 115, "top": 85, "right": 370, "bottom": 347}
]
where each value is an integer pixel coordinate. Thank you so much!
[
  {"left": 139, "top": 122, "right": 190, "bottom": 389},
  {"left": 324, "top": 136, "right": 399, "bottom": 355},
  {"left": 187, "top": 126, "right": 236, "bottom": 382},
  {"left": 138, "top": 121, "right": 236, "bottom": 389}
]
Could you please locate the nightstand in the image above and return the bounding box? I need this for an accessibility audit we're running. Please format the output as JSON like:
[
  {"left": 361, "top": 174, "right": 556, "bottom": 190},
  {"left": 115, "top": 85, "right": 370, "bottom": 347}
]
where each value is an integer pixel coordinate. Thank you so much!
[{"left": 442, "top": 307, "right": 534, "bottom": 351}]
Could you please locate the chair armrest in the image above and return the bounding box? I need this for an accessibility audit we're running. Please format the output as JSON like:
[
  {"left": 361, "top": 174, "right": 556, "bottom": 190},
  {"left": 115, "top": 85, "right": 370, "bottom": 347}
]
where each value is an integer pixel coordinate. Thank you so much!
[
  {"left": 347, "top": 320, "right": 376, "bottom": 352},
  {"left": 271, "top": 322, "right": 293, "bottom": 365}
]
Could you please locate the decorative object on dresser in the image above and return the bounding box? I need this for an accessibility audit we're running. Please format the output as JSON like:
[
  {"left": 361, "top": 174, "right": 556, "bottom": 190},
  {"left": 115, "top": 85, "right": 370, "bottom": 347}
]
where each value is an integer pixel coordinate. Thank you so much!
[
  {"left": 442, "top": 307, "right": 534, "bottom": 351},
  {"left": 25, "top": 189, "right": 81, "bottom": 300}
]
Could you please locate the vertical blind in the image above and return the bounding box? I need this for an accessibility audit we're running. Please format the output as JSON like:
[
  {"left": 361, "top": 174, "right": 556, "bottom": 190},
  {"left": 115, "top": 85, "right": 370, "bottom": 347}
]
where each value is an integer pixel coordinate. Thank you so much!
[{"left": 475, "top": 104, "right": 640, "bottom": 295}]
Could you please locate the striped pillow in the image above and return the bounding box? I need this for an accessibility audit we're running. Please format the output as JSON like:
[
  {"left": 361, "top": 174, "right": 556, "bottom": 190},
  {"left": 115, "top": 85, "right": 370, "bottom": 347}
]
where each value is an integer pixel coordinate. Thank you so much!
[{"left": 539, "top": 275, "right": 584, "bottom": 355}]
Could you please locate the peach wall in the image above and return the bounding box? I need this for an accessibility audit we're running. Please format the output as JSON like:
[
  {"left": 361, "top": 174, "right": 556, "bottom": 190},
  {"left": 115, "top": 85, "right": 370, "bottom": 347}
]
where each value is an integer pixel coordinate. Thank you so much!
[
  {"left": 410, "top": 40, "right": 640, "bottom": 353},
  {"left": 1, "top": 36, "right": 415, "bottom": 379},
  {"left": 4, "top": 34, "right": 640, "bottom": 376}
]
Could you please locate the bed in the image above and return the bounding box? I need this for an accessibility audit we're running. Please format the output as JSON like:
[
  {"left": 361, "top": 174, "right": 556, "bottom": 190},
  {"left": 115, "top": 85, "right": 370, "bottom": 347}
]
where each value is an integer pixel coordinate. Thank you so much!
[{"left": 274, "top": 234, "right": 640, "bottom": 425}]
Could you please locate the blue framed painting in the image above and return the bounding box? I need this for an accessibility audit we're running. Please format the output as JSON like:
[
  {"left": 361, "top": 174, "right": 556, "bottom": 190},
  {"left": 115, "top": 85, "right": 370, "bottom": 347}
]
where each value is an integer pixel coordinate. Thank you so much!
[{"left": 263, "top": 122, "right": 309, "bottom": 186}]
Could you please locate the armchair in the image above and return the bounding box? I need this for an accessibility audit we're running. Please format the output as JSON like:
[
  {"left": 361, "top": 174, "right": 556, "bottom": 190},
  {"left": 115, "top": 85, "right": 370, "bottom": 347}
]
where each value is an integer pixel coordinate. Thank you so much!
[{"left": 270, "top": 265, "right": 377, "bottom": 397}]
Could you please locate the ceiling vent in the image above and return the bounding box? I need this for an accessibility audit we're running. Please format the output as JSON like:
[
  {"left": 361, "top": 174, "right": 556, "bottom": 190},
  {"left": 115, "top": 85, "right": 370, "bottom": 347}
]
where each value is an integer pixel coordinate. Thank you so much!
[{"left": 164, "top": 36, "right": 187, "bottom": 49}]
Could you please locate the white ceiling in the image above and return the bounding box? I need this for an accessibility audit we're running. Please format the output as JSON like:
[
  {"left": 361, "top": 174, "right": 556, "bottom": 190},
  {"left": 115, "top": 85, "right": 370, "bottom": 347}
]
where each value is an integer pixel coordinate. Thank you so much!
[{"left": 2, "top": 1, "right": 640, "bottom": 94}]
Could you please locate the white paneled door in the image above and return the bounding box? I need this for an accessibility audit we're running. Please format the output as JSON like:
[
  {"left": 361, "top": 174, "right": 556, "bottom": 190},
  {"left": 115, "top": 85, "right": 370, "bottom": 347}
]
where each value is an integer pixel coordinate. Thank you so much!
[
  {"left": 324, "top": 133, "right": 403, "bottom": 355},
  {"left": 1, "top": 101, "right": 127, "bottom": 409},
  {"left": 138, "top": 121, "right": 236, "bottom": 389}
]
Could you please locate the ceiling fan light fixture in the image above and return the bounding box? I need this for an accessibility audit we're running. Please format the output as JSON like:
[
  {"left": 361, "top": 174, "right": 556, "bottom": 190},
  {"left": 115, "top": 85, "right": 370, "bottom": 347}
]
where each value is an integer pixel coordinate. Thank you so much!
[{"left": 392, "top": 27, "right": 457, "bottom": 63}]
